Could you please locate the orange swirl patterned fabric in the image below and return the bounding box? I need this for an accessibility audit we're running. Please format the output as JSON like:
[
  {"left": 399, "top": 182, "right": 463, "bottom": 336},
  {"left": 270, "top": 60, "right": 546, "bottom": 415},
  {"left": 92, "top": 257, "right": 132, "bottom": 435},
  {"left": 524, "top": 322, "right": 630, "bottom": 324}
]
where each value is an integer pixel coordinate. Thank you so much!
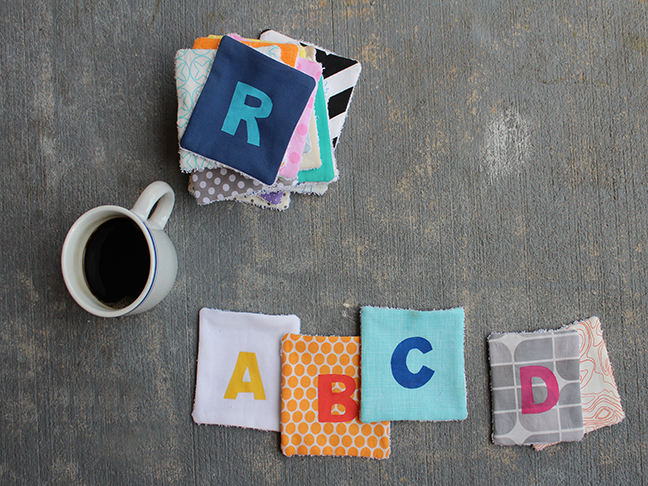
[{"left": 534, "top": 316, "right": 624, "bottom": 450}]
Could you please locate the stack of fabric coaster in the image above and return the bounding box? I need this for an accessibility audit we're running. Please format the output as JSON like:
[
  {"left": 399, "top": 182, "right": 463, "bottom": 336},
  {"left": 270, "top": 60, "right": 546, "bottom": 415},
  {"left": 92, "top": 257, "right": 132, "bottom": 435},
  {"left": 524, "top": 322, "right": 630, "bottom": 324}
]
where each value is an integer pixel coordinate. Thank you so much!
[
  {"left": 488, "top": 317, "right": 624, "bottom": 448},
  {"left": 174, "top": 31, "right": 362, "bottom": 210}
]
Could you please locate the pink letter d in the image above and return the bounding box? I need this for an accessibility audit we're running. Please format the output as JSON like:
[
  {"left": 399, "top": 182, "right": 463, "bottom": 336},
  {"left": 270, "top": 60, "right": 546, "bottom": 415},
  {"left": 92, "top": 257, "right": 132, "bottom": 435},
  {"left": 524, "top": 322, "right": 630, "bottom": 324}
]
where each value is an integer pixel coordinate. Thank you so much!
[{"left": 520, "top": 365, "right": 560, "bottom": 414}]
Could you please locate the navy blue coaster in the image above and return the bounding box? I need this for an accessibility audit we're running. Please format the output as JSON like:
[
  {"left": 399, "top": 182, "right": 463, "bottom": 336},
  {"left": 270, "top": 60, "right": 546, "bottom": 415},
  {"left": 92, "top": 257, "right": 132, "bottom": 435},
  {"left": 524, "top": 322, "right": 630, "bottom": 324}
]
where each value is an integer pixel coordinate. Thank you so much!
[{"left": 180, "top": 36, "right": 316, "bottom": 185}]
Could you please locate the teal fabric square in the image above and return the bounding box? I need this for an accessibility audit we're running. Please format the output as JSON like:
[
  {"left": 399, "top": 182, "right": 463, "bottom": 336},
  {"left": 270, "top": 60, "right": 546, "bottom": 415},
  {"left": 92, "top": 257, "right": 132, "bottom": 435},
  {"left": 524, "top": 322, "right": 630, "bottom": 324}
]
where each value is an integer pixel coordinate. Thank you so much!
[
  {"left": 296, "top": 76, "right": 335, "bottom": 184},
  {"left": 360, "top": 306, "right": 467, "bottom": 422}
]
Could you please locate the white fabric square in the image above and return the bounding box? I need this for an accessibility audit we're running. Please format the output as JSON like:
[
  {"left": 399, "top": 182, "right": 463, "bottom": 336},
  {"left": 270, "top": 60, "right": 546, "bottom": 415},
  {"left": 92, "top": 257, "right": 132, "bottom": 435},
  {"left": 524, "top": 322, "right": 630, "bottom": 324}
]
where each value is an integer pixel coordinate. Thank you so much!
[{"left": 192, "top": 308, "right": 301, "bottom": 431}]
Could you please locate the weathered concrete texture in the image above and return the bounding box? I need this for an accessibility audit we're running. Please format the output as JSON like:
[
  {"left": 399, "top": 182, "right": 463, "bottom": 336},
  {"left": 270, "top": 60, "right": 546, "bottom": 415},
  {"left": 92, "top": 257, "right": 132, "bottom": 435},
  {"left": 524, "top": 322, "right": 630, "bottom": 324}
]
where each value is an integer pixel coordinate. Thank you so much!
[{"left": 1, "top": 0, "right": 647, "bottom": 484}]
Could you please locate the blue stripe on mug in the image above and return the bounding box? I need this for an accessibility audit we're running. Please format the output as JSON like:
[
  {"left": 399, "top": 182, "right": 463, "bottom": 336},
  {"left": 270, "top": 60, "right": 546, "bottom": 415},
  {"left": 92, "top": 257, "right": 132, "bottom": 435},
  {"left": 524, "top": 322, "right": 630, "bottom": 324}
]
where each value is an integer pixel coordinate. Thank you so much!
[{"left": 126, "top": 223, "right": 158, "bottom": 315}]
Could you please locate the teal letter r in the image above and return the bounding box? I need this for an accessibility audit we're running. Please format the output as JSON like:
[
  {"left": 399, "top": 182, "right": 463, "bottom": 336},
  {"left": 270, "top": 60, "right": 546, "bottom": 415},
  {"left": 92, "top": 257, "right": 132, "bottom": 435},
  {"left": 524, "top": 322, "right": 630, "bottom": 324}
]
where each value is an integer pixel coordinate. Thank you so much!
[{"left": 221, "top": 82, "right": 273, "bottom": 146}]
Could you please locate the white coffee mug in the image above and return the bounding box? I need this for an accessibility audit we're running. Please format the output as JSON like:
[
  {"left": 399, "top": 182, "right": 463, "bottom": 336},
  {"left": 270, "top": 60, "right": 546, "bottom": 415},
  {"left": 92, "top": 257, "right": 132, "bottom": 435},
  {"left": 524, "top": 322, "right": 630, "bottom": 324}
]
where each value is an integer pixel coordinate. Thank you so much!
[{"left": 61, "top": 181, "right": 178, "bottom": 317}]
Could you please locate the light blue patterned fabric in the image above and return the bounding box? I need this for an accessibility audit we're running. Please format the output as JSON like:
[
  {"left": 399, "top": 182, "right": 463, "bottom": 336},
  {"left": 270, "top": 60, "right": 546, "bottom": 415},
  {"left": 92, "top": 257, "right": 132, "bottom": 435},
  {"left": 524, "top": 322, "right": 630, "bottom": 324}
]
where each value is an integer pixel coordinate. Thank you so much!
[
  {"left": 360, "top": 306, "right": 467, "bottom": 422},
  {"left": 175, "top": 49, "right": 217, "bottom": 172}
]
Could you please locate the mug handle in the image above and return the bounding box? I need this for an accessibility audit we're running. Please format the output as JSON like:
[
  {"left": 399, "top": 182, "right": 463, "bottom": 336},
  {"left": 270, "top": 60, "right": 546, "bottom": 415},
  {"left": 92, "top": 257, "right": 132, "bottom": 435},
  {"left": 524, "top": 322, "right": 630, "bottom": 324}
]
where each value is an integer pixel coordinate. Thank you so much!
[{"left": 131, "top": 181, "right": 175, "bottom": 230}]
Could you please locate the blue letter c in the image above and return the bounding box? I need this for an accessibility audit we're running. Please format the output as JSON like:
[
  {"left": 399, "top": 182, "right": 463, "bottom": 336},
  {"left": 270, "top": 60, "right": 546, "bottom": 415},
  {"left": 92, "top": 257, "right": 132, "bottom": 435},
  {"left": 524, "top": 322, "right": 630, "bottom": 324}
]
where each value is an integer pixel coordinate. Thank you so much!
[{"left": 390, "top": 337, "right": 435, "bottom": 389}]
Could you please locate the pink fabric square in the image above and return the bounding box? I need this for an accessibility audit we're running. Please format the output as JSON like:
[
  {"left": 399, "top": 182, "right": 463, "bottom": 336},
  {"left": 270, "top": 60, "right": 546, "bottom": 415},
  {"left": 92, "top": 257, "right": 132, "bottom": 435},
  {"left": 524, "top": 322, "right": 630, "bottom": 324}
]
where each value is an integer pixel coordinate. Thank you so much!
[{"left": 277, "top": 57, "right": 322, "bottom": 179}]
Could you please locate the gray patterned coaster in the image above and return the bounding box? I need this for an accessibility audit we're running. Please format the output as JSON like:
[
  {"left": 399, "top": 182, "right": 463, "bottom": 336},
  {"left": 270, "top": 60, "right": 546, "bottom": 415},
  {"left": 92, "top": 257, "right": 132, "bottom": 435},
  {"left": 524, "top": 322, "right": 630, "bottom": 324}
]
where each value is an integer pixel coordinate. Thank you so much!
[
  {"left": 488, "top": 329, "right": 584, "bottom": 446},
  {"left": 189, "top": 167, "right": 296, "bottom": 205},
  {"left": 190, "top": 167, "right": 260, "bottom": 203}
]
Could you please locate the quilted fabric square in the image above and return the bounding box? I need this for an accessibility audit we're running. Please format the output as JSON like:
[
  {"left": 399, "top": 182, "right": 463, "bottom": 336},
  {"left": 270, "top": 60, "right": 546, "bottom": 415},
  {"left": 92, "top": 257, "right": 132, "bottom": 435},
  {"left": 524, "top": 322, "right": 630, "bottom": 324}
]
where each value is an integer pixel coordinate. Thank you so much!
[
  {"left": 192, "top": 35, "right": 300, "bottom": 66},
  {"left": 260, "top": 30, "right": 362, "bottom": 149},
  {"left": 180, "top": 35, "right": 316, "bottom": 185},
  {"left": 534, "top": 317, "right": 624, "bottom": 450},
  {"left": 175, "top": 41, "right": 301, "bottom": 183},
  {"left": 299, "top": 109, "right": 322, "bottom": 170},
  {"left": 176, "top": 44, "right": 301, "bottom": 203},
  {"left": 295, "top": 76, "right": 337, "bottom": 185},
  {"left": 255, "top": 32, "right": 337, "bottom": 186},
  {"left": 194, "top": 36, "right": 320, "bottom": 182},
  {"left": 175, "top": 48, "right": 216, "bottom": 148},
  {"left": 360, "top": 306, "right": 467, "bottom": 422},
  {"left": 189, "top": 167, "right": 263, "bottom": 203},
  {"left": 295, "top": 46, "right": 322, "bottom": 172},
  {"left": 276, "top": 56, "right": 322, "bottom": 179},
  {"left": 489, "top": 329, "right": 584, "bottom": 446},
  {"left": 188, "top": 166, "right": 295, "bottom": 205},
  {"left": 235, "top": 191, "right": 291, "bottom": 211},
  {"left": 192, "top": 308, "right": 300, "bottom": 431},
  {"left": 280, "top": 334, "right": 390, "bottom": 459}
]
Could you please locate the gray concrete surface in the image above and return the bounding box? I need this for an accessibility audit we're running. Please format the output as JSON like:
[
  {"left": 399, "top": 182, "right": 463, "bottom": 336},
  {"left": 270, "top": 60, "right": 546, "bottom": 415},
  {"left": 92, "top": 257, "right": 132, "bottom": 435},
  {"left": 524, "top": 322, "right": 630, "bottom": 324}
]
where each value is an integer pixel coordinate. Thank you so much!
[{"left": 1, "top": 0, "right": 646, "bottom": 484}]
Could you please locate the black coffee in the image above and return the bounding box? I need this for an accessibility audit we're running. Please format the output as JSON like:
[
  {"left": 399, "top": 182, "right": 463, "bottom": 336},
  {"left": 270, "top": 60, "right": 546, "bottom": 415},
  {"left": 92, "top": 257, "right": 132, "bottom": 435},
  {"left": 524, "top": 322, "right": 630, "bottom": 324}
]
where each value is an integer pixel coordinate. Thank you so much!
[{"left": 83, "top": 217, "right": 151, "bottom": 309}]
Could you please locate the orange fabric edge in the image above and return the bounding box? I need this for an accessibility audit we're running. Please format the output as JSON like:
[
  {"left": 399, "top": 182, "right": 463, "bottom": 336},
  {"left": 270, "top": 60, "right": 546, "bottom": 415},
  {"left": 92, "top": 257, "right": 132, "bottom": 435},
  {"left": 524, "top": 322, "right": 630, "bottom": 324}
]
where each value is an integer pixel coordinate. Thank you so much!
[{"left": 192, "top": 36, "right": 299, "bottom": 67}]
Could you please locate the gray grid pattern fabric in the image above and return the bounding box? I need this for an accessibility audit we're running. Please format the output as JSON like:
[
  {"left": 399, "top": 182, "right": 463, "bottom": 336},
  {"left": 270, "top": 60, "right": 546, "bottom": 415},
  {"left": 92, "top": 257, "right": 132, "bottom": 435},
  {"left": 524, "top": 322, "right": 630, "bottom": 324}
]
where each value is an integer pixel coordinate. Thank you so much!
[{"left": 488, "top": 330, "right": 584, "bottom": 446}]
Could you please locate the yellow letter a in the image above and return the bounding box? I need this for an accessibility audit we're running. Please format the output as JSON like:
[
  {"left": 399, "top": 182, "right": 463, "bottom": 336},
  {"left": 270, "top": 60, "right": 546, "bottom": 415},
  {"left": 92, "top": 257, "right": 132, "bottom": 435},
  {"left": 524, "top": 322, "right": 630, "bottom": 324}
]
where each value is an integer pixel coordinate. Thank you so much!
[{"left": 223, "top": 352, "right": 266, "bottom": 400}]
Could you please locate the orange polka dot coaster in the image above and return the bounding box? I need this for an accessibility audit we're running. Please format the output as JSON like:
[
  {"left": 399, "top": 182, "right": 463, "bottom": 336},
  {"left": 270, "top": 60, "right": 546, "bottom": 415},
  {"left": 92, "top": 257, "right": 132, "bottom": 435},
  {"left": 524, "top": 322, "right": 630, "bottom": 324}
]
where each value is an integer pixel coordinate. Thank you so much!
[{"left": 280, "top": 334, "right": 391, "bottom": 459}]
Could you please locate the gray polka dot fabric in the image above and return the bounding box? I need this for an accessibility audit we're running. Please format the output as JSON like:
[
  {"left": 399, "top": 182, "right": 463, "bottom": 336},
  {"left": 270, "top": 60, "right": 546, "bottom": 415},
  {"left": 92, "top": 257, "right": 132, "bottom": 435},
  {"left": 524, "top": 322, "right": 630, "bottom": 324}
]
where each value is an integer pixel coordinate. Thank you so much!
[
  {"left": 190, "top": 167, "right": 296, "bottom": 206},
  {"left": 190, "top": 167, "right": 261, "bottom": 204}
]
